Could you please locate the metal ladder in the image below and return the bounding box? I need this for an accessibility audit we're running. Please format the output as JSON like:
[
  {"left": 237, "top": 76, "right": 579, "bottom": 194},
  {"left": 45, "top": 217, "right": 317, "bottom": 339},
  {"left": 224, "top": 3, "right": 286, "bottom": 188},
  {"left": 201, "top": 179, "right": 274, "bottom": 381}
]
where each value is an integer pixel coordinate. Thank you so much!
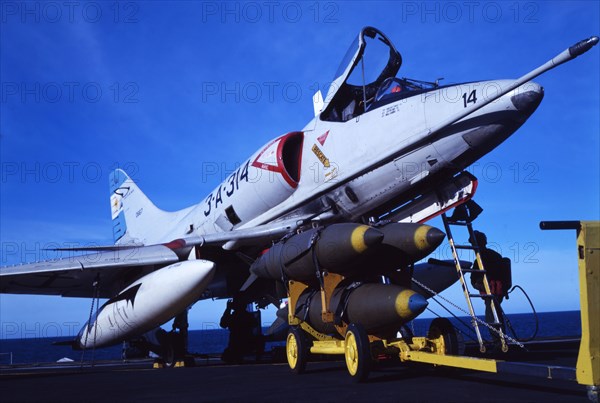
[{"left": 441, "top": 208, "right": 507, "bottom": 353}]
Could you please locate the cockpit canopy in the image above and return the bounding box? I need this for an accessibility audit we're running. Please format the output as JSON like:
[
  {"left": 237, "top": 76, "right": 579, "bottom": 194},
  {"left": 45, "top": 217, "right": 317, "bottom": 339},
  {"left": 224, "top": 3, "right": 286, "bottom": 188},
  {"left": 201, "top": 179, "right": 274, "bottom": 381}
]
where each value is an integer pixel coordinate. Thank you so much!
[{"left": 320, "top": 27, "right": 402, "bottom": 122}]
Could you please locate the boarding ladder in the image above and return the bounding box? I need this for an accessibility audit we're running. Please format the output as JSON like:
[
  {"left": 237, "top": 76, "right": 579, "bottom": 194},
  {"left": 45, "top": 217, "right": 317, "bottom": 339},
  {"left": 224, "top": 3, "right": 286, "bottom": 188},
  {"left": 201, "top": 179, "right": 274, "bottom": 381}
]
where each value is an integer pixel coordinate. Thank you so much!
[{"left": 441, "top": 206, "right": 508, "bottom": 353}]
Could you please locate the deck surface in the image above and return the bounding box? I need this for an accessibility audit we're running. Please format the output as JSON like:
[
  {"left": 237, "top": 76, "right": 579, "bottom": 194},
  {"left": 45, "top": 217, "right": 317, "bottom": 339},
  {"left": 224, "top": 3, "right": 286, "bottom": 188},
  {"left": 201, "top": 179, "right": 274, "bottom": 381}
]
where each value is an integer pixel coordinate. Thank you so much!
[{"left": 0, "top": 339, "right": 592, "bottom": 402}]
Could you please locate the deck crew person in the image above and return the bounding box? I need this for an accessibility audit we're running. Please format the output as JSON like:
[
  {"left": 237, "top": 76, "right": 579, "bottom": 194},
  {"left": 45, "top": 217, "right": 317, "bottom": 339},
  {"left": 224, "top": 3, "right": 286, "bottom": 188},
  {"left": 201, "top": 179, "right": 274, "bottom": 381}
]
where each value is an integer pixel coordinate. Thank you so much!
[{"left": 469, "top": 230, "right": 511, "bottom": 348}]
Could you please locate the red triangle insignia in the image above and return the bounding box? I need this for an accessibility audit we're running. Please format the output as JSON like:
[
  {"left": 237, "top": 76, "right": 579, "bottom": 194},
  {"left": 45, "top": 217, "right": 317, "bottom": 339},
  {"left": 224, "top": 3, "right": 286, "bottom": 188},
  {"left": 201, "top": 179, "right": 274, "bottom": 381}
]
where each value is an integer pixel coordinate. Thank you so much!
[{"left": 317, "top": 130, "right": 329, "bottom": 146}]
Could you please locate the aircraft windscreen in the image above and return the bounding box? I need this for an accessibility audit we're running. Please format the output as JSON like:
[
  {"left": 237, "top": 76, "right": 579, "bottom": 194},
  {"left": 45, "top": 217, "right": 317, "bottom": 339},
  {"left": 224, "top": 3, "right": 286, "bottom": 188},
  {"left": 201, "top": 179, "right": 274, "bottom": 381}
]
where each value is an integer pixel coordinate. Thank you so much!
[
  {"left": 367, "top": 77, "right": 438, "bottom": 111},
  {"left": 375, "top": 78, "right": 432, "bottom": 102},
  {"left": 346, "top": 35, "right": 394, "bottom": 87},
  {"left": 321, "top": 27, "right": 402, "bottom": 122},
  {"left": 333, "top": 36, "right": 360, "bottom": 81}
]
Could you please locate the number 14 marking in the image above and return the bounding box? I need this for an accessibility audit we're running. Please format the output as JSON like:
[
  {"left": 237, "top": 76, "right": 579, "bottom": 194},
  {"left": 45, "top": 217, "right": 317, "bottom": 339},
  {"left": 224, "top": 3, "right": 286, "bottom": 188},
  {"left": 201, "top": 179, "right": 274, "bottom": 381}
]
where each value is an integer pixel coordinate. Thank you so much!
[{"left": 462, "top": 90, "right": 477, "bottom": 108}]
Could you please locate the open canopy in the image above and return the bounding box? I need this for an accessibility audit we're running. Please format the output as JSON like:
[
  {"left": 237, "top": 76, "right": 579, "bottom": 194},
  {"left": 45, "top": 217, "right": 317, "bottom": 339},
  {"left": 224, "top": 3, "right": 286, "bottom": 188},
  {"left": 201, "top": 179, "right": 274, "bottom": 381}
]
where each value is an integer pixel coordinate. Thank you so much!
[{"left": 321, "top": 27, "right": 402, "bottom": 122}]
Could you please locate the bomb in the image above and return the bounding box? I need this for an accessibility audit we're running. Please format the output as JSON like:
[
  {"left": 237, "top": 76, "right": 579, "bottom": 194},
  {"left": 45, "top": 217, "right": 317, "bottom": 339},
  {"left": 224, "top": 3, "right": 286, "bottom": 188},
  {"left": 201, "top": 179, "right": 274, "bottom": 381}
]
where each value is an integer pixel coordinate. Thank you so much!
[
  {"left": 250, "top": 223, "right": 384, "bottom": 282},
  {"left": 368, "top": 222, "right": 446, "bottom": 273},
  {"left": 293, "top": 283, "right": 428, "bottom": 335},
  {"left": 250, "top": 222, "right": 445, "bottom": 282}
]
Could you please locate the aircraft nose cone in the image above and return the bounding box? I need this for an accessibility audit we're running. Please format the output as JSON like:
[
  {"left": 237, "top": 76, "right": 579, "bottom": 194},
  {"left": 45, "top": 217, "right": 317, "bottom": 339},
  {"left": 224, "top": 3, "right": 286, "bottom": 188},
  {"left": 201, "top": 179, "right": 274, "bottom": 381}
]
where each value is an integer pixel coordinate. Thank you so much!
[
  {"left": 407, "top": 293, "right": 428, "bottom": 316},
  {"left": 511, "top": 83, "right": 544, "bottom": 113}
]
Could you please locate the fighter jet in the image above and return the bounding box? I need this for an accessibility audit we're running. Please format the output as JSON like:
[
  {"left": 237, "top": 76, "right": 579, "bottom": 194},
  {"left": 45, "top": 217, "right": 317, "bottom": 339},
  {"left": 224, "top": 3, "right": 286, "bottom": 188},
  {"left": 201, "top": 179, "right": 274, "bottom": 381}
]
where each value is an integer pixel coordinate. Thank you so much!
[{"left": 1, "top": 27, "right": 597, "bottom": 364}]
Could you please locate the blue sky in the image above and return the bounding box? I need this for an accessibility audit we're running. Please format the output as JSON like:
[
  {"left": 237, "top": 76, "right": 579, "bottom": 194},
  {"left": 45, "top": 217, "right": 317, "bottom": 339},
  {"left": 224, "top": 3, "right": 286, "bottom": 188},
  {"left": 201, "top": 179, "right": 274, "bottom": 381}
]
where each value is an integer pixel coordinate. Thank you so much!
[{"left": 1, "top": 1, "right": 598, "bottom": 339}]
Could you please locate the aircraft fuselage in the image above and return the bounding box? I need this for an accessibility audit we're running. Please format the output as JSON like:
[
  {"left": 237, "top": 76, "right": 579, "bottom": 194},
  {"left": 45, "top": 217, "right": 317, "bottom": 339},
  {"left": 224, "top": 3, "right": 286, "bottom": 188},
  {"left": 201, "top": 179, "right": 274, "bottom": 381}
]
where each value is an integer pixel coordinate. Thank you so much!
[{"left": 157, "top": 80, "right": 542, "bottom": 246}]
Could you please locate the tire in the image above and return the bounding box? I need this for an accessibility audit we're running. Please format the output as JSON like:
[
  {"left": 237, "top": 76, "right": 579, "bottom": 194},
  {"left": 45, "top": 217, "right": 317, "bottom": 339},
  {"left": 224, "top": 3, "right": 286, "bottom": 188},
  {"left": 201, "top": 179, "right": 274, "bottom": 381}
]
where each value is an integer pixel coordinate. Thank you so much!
[
  {"left": 427, "top": 318, "right": 460, "bottom": 355},
  {"left": 344, "top": 324, "right": 371, "bottom": 382},
  {"left": 399, "top": 325, "right": 414, "bottom": 343},
  {"left": 162, "top": 332, "right": 184, "bottom": 368},
  {"left": 286, "top": 327, "right": 309, "bottom": 374}
]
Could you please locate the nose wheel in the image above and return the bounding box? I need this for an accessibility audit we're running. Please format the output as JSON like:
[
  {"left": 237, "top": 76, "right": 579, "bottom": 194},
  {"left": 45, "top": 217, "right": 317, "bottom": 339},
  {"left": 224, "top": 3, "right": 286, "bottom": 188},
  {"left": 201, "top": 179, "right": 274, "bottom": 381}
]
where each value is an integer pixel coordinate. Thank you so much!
[{"left": 344, "top": 324, "right": 371, "bottom": 382}]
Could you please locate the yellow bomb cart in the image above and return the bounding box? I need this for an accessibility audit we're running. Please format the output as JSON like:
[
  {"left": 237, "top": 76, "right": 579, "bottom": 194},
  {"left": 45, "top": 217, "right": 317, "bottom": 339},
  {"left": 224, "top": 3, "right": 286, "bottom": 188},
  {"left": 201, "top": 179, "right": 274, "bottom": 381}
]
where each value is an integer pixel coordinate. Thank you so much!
[{"left": 283, "top": 221, "right": 599, "bottom": 402}]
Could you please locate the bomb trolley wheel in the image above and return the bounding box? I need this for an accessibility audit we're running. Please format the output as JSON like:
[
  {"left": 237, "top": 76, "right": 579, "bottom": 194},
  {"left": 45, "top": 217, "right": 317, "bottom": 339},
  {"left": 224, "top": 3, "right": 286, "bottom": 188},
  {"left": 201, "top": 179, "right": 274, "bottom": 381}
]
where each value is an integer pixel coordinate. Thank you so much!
[
  {"left": 427, "top": 317, "right": 463, "bottom": 355},
  {"left": 286, "top": 326, "right": 309, "bottom": 374},
  {"left": 344, "top": 324, "right": 372, "bottom": 382}
]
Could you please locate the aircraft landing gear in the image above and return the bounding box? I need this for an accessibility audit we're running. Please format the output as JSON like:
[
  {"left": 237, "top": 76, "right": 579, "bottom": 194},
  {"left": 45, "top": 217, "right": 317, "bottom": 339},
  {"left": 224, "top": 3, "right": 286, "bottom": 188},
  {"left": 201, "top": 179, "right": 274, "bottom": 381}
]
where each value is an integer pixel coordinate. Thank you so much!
[
  {"left": 220, "top": 299, "right": 264, "bottom": 364},
  {"left": 154, "top": 308, "right": 192, "bottom": 368},
  {"left": 162, "top": 331, "right": 186, "bottom": 368}
]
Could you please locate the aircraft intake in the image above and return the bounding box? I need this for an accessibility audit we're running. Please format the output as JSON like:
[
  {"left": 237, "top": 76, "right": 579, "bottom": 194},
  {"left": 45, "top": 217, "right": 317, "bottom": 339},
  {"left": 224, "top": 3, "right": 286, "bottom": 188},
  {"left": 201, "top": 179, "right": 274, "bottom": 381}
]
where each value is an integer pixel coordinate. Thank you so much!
[
  {"left": 76, "top": 260, "right": 215, "bottom": 349},
  {"left": 294, "top": 283, "right": 428, "bottom": 335}
]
